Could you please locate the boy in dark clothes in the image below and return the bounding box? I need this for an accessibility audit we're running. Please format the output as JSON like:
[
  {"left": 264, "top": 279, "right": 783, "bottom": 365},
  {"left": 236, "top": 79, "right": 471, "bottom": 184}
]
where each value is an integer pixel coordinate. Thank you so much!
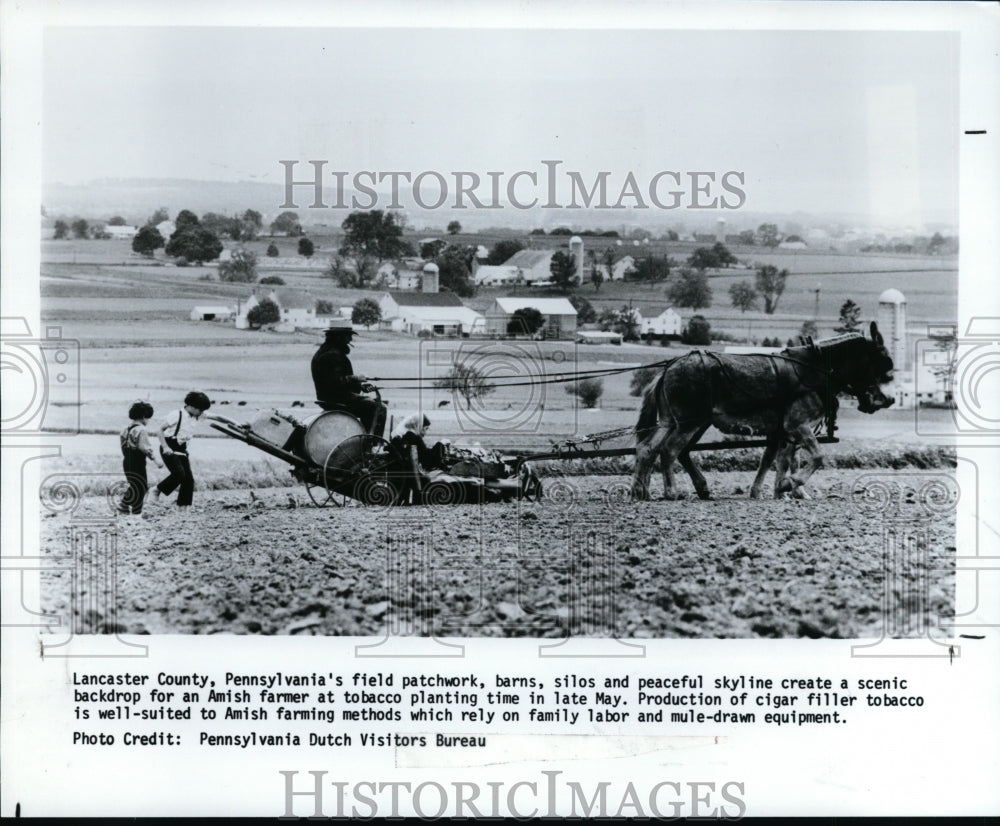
[
  {"left": 118, "top": 401, "right": 164, "bottom": 515},
  {"left": 151, "top": 391, "right": 212, "bottom": 508}
]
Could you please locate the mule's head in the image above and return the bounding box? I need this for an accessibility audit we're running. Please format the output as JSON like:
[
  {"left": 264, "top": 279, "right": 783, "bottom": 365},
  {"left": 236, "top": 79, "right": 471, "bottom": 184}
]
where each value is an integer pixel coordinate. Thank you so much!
[{"left": 851, "top": 322, "right": 895, "bottom": 414}]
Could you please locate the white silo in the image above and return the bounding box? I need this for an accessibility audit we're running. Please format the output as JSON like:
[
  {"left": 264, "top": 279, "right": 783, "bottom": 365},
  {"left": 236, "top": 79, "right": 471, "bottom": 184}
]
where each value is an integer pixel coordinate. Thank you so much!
[
  {"left": 877, "top": 288, "right": 907, "bottom": 372},
  {"left": 569, "top": 235, "right": 584, "bottom": 285},
  {"left": 422, "top": 262, "right": 439, "bottom": 293}
]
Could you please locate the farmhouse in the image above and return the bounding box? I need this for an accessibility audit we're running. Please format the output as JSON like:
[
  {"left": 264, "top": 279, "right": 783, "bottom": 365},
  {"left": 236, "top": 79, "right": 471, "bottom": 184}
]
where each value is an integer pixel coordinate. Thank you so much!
[
  {"left": 638, "top": 307, "right": 683, "bottom": 338},
  {"left": 190, "top": 305, "right": 234, "bottom": 322},
  {"left": 235, "top": 289, "right": 326, "bottom": 331},
  {"left": 485, "top": 297, "right": 578, "bottom": 338},
  {"left": 105, "top": 225, "right": 138, "bottom": 240},
  {"left": 474, "top": 264, "right": 522, "bottom": 286},
  {"left": 378, "top": 291, "right": 484, "bottom": 336}
]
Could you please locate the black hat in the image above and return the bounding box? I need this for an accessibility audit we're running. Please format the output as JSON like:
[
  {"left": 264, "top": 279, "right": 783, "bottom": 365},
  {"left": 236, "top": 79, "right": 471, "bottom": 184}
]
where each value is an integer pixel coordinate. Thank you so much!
[{"left": 184, "top": 391, "right": 212, "bottom": 411}]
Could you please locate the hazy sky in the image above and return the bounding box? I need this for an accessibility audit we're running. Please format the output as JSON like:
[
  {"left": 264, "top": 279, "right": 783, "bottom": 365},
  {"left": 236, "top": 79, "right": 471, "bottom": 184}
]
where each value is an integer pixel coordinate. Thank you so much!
[{"left": 43, "top": 26, "right": 958, "bottom": 223}]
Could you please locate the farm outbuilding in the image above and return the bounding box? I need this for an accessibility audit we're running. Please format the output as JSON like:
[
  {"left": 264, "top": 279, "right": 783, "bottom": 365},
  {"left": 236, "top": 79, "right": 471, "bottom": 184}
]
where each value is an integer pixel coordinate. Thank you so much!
[
  {"left": 378, "top": 291, "right": 484, "bottom": 336},
  {"left": 190, "top": 305, "right": 234, "bottom": 322},
  {"left": 485, "top": 297, "right": 578, "bottom": 338}
]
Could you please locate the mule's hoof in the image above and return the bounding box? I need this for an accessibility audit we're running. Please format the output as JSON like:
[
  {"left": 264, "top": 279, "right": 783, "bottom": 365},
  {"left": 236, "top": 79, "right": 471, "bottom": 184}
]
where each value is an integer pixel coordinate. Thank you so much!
[
  {"left": 792, "top": 487, "right": 810, "bottom": 500},
  {"left": 749, "top": 489, "right": 762, "bottom": 500},
  {"left": 630, "top": 487, "right": 650, "bottom": 502},
  {"left": 661, "top": 490, "right": 684, "bottom": 501},
  {"left": 696, "top": 490, "right": 712, "bottom": 501}
]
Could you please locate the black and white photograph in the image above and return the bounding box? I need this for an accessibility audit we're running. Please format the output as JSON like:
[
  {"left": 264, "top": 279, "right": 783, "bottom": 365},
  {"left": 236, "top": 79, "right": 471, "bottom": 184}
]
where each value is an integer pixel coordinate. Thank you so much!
[{"left": 2, "top": 0, "right": 998, "bottom": 818}]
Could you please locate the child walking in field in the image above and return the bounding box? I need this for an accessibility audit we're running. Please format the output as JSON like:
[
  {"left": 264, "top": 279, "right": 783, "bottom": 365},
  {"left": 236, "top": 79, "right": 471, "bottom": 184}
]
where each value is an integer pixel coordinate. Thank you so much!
[
  {"left": 150, "top": 391, "right": 212, "bottom": 508},
  {"left": 118, "top": 401, "right": 164, "bottom": 515}
]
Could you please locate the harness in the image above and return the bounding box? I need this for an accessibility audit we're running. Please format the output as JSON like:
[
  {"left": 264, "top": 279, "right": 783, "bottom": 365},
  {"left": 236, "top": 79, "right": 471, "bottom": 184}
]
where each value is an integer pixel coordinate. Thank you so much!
[{"left": 652, "top": 346, "right": 840, "bottom": 438}]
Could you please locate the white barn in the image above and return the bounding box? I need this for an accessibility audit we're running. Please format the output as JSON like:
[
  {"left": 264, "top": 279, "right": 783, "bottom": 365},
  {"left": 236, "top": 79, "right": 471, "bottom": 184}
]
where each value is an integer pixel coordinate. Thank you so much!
[
  {"left": 378, "top": 291, "right": 484, "bottom": 336},
  {"left": 485, "top": 297, "right": 578, "bottom": 337}
]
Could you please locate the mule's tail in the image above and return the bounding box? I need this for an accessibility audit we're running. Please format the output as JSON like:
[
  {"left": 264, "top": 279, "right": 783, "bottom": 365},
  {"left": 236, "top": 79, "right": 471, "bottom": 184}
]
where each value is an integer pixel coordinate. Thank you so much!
[{"left": 635, "top": 370, "right": 666, "bottom": 444}]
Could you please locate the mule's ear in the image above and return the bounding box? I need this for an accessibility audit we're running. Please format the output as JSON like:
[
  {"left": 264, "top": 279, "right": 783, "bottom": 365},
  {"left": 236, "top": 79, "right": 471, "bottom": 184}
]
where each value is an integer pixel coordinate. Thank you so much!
[{"left": 870, "top": 321, "right": 883, "bottom": 345}]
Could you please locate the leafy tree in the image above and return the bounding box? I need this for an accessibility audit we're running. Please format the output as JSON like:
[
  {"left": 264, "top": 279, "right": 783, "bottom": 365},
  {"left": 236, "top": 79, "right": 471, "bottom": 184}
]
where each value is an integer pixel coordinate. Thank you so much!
[
  {"left": 165, "top": 226, "right": 223, "bottom": 264},
  {"left": 53, "top": 220, "right": 69, "bottom": 240},
  {"left": 447, "top": 220, "right": 462, "bottom": 235},
  {"left": 315, "top": 299, "right": 335, "bottom": 315},
  {"left": 729, "top": 281, "right": 758, "bottom": 313},
  {"left": 612, "top": 305, "right": 641, "bottom": 341},
  {"left": 712, "top": 242, "right": 737, "bottom": 267},
  {"left": 266, "top": 242, "right": 280, "bottom": 257},
  {"left": 71, "top": 219, "right": 89, "bottom": 239},
  {"left": 663, "top": 229, "right": 679, "bottom": 242},
  {"left": 569, "top": 294, "right": 596, "bottom": 324},
  {"left": 107, "top": 215, "right": 127, "bottom": 226},
  {"left": 89, "top": 223, "right": 110, "bottom": 240},
  {"left": 681, "top": 315, "right": 712, "bottom": 345},
  {"left": 930, "top": 328, "right": 957, "bottom": 401},
  {"left": 217, "top": 248, "right": 258, "bottom": 283},
  {"left": 486, "top": 239, "right": 524, "bottom": 265},
  {"left": 240, "top": 209, "right": 263, "bottom": 241},
  {"left": 590, "top": 268, "right": 604, "bottom": 292},
  {"left": 421, "top": 239, "right": 447, "bottom": 259},
  {"left": 688, "top": 244, "right": 734, "bottom": 271},
  {"left": 549, "top": 227, "right": 574, "bottom": 236},
  {"left": 629, "top": 366, "right": 661, "bottom": 397},
  {"left": 298, "top": 237, "right": 315, "bottom": 257},
  {"left": 667, "top": 267, "right": 712, "bottom": 309},
  {"left": 507, "top": 307, "right": 545, "bottom": 336},
  {"left": 566, "top": 377, "right": 604, "bottom": 409},
  {"left": 326, "top": 255, "right": 360, "bottom": 288},
  {"left": 632, "top": 255, "right": 673, "bottom": 283},
  {"left": 259, "top": 275, "right": 285, "bottom": 285},
  {"left": 270, "top": 211, "right": 303, "bottom": 236},
  {"left": 131, "top": 225, "right": 165, "bottom": 257},
  {"left": 340, "top": 209, "right": 408, "bottom": 264},
  {"left": 201, "top": 212, "right": 236, "bottom": 239},
  {"left": 834, "top": 299, "right": 862, "bottom": 334},
  {"left": 433, "top": 363, "right": 497, "bottom": 410},
  {"left": 529, "top": 228, "right": 547, "bottom": 235},
  {"left": 754, "top": 264, "right": 788, "bottom": 314},
  {"left": 148, "top": 207, "right": 170, "bottom": 226},
  {"left": 738, "top": 230, "right": 756, "bottom": 245},
  {"left": 351, "top": 297, "right": 382, "bottom": 329},
  {"left": 549, "top": 250, "right": 577, "bottom": 292},
  {"left": 174, "top": 210, "right": 200, "bottom": 232},
  {"left": 246, "top": 298, "right": 280, "bottom": 329},
  {"left": 434, "top": 245, "right": 476, "bottom": 297},
  {"left": 756, "top": 223, "right": 780, "bottom": 248}
]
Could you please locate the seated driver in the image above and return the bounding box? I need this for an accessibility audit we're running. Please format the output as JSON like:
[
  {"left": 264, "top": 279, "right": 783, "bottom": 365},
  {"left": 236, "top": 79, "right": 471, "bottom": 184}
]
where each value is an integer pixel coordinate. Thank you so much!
[{"left": 311, "top": 323, "right": 387, "bottom": 437}]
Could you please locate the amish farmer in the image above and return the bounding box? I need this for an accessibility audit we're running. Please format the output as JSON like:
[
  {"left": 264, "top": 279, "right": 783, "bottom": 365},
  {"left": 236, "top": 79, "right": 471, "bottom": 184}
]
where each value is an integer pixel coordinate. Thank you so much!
[
  {"left": 390, "top": 412, "right": 449, "bottom": 471},
  {"left": 150, "top": 390, "right": 212, "bottom": 508},
  {"left": 311, "top": 321, "right": 387, "bottom": 437},
  {"left": 117, "top": 401, "right": 164, "bottom": 515}
]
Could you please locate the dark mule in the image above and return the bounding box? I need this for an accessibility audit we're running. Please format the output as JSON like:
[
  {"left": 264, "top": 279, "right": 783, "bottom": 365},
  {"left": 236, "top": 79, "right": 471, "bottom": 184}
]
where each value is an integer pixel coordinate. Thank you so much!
[{"left": 631, "top": 322, "right": 894, "bottom": 501}]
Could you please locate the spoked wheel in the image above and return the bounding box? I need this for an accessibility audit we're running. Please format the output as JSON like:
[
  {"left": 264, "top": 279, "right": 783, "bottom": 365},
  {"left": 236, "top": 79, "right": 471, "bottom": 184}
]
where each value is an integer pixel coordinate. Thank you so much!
[
  {"left": 323, "top": 435, "right": 405, "bottom": 507},
  {"left": 305, "top": 481, "right": 347, "bottom": 508}
]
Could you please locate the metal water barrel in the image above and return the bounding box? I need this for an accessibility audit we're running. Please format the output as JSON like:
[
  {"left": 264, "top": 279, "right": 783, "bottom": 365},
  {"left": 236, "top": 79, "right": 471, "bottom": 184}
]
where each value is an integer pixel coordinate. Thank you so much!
[{"left": 302, "top": 410, "right": 365, "bottom": 466}]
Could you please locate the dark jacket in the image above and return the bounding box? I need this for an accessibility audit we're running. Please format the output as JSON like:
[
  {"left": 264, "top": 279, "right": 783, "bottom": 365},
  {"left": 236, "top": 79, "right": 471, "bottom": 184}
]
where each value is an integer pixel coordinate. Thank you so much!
[{"left": 311, "top": 342, "right": 363, "bottom": 405}]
